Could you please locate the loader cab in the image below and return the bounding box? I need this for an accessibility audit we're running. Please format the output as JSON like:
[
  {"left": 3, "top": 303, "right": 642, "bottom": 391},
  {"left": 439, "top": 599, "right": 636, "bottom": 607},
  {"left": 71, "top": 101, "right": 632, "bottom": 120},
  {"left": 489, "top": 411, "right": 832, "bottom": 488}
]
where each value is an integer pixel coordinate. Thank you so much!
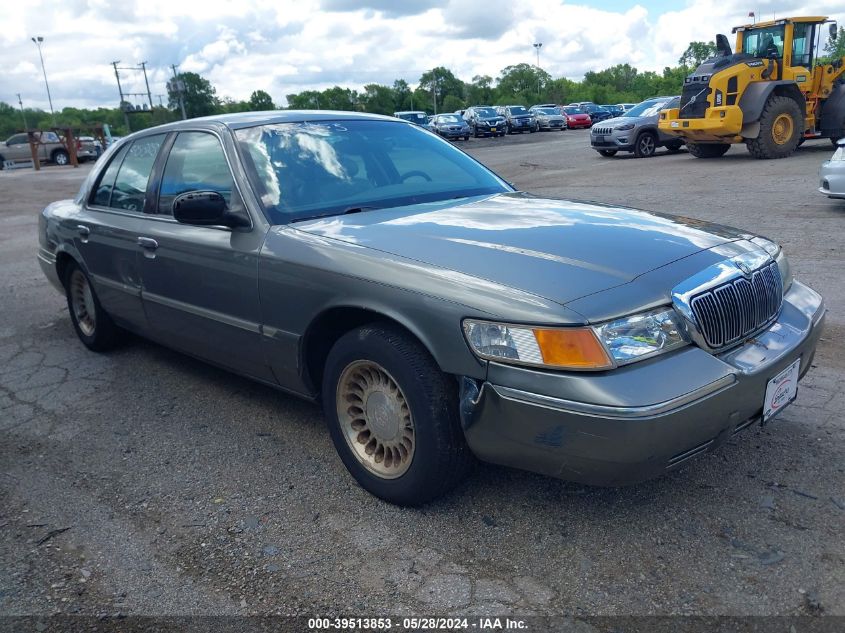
[{"left": 734, "top": 18, "right": 830, "bottom": 77}]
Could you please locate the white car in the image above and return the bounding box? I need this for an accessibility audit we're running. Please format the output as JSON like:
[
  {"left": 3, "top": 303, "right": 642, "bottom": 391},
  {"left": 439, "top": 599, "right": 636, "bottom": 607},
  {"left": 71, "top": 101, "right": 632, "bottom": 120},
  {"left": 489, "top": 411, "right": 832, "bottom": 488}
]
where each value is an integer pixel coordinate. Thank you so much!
[{"left": 819, "top": 138, "right": 845, "bottom": 199}]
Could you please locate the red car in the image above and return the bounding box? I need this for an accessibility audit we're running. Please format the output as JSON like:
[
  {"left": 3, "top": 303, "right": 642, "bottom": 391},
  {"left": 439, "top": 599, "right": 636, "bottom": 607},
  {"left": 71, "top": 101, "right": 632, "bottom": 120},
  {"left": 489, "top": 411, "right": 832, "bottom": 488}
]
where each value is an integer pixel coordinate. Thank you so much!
[{"left": 561, "top": 106, "right": 592, "bottom": 129}]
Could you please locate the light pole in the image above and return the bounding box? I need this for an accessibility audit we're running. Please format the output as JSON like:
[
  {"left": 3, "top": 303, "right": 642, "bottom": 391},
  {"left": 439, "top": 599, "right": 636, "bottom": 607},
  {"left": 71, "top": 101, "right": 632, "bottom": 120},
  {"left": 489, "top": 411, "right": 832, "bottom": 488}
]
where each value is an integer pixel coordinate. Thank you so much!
[
  {"left": 17, "top": 93, "right": 28, "bottom": 130},
  {"left": 31, "top": 36, "right": 56, "bottom": 123},
  {"left": 533, "top": 42, "right": 543, "bottom": 96}
]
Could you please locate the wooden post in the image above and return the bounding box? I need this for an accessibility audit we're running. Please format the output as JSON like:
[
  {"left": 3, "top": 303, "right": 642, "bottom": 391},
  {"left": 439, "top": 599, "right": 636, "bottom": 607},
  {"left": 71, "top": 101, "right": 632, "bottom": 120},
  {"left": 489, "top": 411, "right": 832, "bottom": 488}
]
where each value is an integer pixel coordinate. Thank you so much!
[
  {"left": 63, "top": 128, "right": 79, "bottom": 167},
  {"left": 26, "top": 130, "right": 40, "bottom": 171}
]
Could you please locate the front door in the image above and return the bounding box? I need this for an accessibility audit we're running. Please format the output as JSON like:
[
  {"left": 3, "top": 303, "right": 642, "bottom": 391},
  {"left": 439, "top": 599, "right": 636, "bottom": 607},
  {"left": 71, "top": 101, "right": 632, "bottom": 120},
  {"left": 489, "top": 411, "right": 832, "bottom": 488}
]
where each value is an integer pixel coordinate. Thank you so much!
[{"left": 136, "top": 130, "right": 272, "bottom": 381}]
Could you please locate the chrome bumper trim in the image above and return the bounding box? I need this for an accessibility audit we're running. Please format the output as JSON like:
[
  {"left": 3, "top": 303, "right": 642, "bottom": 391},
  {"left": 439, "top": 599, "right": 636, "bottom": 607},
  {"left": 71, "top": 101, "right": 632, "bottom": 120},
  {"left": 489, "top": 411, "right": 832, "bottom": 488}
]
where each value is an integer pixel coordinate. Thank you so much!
[{"left": 492, "top": 374, "right": 737, "bottom": 420}]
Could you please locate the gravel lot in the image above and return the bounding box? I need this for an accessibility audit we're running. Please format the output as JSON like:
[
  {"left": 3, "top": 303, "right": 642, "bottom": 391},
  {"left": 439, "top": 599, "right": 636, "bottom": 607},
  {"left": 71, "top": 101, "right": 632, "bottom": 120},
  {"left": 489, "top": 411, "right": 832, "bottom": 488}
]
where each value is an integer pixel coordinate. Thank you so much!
[{"left": 1, "top": 131, "right": 843, "bottom": 619}]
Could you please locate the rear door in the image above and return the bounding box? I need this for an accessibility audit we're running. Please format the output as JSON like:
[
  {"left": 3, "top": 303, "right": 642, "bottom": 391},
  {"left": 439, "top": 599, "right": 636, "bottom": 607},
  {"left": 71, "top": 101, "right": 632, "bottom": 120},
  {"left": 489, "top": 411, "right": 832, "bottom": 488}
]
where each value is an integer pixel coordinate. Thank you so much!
[
  {"left": 73, "top": 135, "right": 167, "bottom": 332},
  {"left": 136, "top": 129, "right": 272, "bottom": 381}
]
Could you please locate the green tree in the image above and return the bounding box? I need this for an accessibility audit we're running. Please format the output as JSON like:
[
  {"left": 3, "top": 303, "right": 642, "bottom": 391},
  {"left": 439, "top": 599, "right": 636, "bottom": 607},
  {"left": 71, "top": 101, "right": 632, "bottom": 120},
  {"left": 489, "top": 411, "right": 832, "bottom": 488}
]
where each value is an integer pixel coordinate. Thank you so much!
[
  {"left": 248, "top": 90, "right": 275, "bottom": 111},
  {"left": 418, "top": 67, "right": 465, "bottom": 111},
  {"left": 678, "top": 41, "right": 717, "bottom": 68},
  {"left": 441, "top": 94, "right": 465, "bottom": 113},
  {"left": 496, "top": 63, "right": 551, "bottom": 103},
  {"left": 360, "top": 84, "right": 395, "bottom": 115},
  {"left": 168, "top": 71, "right": 219, "bottom": 118},
  {"left": 820, "top": 27, "right": 845, "bottom": 63},
  {"left": 392, "top": 79, "right": 414, "bottom": 111},
  {"left": 466, "top": 75, "right": 494, "bottom": 105}
]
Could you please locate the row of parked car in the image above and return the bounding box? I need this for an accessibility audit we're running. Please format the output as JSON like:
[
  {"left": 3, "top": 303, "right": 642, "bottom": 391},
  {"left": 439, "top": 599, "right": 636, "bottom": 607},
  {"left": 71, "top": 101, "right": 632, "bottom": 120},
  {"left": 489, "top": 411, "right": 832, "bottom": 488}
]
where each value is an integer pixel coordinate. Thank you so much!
[{"left": 394, "top": 102, "right": 639, "bottom": 140}]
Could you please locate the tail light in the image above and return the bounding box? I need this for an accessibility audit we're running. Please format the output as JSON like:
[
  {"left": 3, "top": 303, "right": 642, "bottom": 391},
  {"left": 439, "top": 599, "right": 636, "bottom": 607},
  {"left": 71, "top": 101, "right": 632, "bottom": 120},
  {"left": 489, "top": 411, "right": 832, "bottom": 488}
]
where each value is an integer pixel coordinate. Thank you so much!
[{"left": 76, "top": 139, "right": 82, "bottom": 151}]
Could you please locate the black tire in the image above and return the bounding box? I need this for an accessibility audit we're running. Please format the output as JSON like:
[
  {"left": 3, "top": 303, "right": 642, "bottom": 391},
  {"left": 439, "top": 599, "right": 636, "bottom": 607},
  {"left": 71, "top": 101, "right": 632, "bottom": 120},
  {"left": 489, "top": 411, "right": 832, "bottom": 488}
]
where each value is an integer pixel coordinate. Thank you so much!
[
  {"left": 665, "top": 141, "right": 684, "bottom": 153},
  {"left": 52, "top": 149, "right": 70, "bottom": 166},
  {"left": 598, "top": 149, "right": 617, "bottom": 157},
  {"left": 64, "top": 262, "right": 123, "bottom": 352},
  {"left": 322, "top": 324, "right": 473, "bottom": 506},
  {"left": 0, "top": 154, "right": 5, "bottom": 169},
  {"left": 634, "top": 131, "right": 657, "bottom": 158},
  {"left": 686, "top": 142, "right": 731, "bottom": 158},
  {"left": 464, "top": 136, "right": 469, "bottom": 141},
  {"left": 473, "top": 126, "right": 480, "bottom": 138},
  {"left": 745, "top": 95, "right": 802, "bottom": 159}
]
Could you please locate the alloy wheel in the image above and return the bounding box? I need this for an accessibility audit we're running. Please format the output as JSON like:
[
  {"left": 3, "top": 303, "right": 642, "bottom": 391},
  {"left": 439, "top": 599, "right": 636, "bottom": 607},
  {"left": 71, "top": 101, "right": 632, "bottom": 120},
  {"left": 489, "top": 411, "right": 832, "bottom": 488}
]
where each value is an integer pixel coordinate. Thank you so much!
[{"left": 69, "top": 269, "right": 96, "bottom": 337}]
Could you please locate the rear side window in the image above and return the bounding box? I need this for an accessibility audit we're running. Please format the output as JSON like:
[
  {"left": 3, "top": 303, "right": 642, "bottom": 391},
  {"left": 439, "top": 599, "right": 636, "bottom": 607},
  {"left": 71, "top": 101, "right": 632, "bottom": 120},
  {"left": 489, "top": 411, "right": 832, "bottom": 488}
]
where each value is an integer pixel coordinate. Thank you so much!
[
  {"left": 109, "top": 134, "right": 166, "bottom": 213},
  {"left": 157, "top": 132, "right": 240, "bottom": 215},
  {"left": 91, "top": 144, "right": 129, "bottom": 207}
]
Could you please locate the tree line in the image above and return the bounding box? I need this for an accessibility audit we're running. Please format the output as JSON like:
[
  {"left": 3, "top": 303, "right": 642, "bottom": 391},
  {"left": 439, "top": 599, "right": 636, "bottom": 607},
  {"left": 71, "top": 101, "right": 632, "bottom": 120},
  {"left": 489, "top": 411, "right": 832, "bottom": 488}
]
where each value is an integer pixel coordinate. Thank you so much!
[{"left": 2, "top": 33, "right": 842, "bottom": 140}]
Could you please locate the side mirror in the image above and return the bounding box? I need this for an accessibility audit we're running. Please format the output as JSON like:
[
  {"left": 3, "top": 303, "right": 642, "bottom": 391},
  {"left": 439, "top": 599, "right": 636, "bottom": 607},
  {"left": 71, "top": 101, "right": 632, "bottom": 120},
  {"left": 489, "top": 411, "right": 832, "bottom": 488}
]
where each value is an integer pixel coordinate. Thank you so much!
[
  {"left": 831, "top": 23, "right": 838, "bottom": 40},
  {"left": 172, "top": 191, "right": 248, "bottom": 228},
  {"left": 716, "top": 34, "right": 732, "bottom": 56}
]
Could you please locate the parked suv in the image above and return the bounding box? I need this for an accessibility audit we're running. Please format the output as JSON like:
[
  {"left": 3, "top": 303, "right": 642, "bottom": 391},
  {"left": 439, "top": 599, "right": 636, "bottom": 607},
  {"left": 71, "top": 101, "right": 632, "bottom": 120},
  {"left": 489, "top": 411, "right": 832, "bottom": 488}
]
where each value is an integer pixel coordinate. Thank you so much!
[
  {"left": 0, "top": 131, "right": 97, "bottom": 168},
  {"left": 590, "top": 96, "right": 684, "bottom": 158},
  {"left": 463, "top": 106, "right": 506, "bottom": 137},
  {"left": 393, "top": 111, "right": 429, "bottom": 126},
  {"left": 495, "top": 105, "right": 536, "bottom": 134}
]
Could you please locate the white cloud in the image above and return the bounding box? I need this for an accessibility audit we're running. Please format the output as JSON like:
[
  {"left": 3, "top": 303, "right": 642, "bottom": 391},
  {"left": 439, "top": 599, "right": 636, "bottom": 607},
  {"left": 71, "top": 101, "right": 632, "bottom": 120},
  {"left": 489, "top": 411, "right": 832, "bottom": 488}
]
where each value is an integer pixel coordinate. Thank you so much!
[{"left": 1, "top": 0, "right": 842, "bottom": 110}]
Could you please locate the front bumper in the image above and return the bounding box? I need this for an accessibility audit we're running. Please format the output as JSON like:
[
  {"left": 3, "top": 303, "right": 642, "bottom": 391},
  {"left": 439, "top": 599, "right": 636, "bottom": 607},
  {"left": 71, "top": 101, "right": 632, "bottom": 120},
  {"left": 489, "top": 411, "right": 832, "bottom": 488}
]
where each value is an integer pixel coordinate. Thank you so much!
[
  {"left": 438, "top": 128, "right": 470, "bottom": 139},
  {"left": 461, "top": 281, "right": 825, "bottom": 486},
  {"left": 819, "top": 160, "right": 845, "bottom": 199},
  {"left": 591, "top": 132, "right": 634, "bottom": 151}
]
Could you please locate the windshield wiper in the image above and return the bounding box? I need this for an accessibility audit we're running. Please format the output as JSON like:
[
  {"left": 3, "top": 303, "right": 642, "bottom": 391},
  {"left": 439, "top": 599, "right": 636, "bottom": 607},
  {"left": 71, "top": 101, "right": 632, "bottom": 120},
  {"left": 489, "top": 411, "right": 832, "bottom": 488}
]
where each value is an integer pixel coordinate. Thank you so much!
[{"left": 291, "top": 205, "right": 381, "bottom": 223}]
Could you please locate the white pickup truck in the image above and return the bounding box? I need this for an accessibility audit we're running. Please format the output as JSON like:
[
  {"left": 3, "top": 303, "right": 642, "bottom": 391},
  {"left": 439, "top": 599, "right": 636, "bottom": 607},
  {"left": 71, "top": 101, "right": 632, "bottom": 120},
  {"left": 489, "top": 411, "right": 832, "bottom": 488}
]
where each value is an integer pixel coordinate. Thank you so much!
[{"left": 0, "top": 131, "right": 98, "bottom": 168}]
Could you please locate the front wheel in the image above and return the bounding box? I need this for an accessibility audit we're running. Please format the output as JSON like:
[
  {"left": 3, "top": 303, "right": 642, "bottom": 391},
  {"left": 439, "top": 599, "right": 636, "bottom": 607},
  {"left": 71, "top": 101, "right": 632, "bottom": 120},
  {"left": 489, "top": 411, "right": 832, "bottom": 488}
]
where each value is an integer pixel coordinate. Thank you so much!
[
  {"left": 687, "top": 142, "right": 730, "bottom": 158},
  {"left": 745, "top": 95, "right": 802, "bottom": 159},
  {"left": 634, "top": 132, "right": 657, "bottom": 158},
  {"left": 598, "top": 149, "right": 617, "bottom": 157},
  {"left": 322, "top": 325, "right": 473, "bottom": 506},
  {"left": 64, "top": 262, "right": 123, "bottom": 351}
]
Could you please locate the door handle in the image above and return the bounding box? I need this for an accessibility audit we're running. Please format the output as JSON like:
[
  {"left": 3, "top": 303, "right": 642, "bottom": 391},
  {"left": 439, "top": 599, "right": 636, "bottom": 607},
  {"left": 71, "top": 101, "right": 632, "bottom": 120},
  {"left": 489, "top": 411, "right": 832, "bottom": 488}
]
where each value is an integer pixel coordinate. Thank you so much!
[
  {"left": 76, "top": 225, "right": 90, "bottom": 243},
  {"left": 137, "top": 237, "right": 158, "bottom": 250}
]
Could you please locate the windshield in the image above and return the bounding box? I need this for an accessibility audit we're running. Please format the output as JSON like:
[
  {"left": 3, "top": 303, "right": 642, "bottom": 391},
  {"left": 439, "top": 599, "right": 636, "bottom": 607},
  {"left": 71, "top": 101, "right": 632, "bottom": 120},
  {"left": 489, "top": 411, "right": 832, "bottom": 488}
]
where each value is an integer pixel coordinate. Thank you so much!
[
  {"left": 742, "top": 25, "right": 785, "bottom": 58},
  {"left": 397, "top": 112, "right": 427, "bottom": 122},
  {"left": 623, "top": 99, "right": 673, "bottom": 117},
  {"left": 474, "top": 107, "right": 497, "bottom": 117},
  {"left": 583, "top": 105, "right": 606, "bottom": 113},
  {"left": 437, "top": 115, "right": 462, "bottom": 123},
  {"left": 562, "top": 107, "right": 581, "bottom": 115},
  {"left": 508, "top": 106, "right": 529, "bottom": 115},
  {"left": 535, "top": 108, "right": 558, "bottom": 115},
  {"left": 235, "top": 120, "right": 509, "bottom": 224}
]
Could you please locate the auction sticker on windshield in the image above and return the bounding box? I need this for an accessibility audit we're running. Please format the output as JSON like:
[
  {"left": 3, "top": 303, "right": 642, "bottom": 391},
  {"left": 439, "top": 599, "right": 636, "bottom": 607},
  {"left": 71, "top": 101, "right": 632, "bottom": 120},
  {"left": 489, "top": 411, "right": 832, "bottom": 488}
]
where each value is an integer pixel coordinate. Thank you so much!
[{"left": 763, "top": 358, "right": 800, "bottom": 423}]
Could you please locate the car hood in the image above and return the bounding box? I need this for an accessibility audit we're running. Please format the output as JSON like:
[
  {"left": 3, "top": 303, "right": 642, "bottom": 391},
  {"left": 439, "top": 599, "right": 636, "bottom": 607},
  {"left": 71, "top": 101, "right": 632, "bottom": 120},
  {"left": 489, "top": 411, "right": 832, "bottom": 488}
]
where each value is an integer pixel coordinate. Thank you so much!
[
  {"left": 599, "top": 115, "right": 655, "bottom": 127},
  {"left": 292, "top": 192, "right": 744, "bottom": 307}
]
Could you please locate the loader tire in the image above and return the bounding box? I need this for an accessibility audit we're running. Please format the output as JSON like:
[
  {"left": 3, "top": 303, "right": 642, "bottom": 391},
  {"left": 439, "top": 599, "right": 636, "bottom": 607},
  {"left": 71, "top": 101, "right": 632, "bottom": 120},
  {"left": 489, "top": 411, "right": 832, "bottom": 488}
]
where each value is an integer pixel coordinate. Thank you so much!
[
  {"left": 745, "top": 96, "right": 802, "bottom": 159},
  {"left": 686, "top": 142, "right": 730, "bottom": 158}
]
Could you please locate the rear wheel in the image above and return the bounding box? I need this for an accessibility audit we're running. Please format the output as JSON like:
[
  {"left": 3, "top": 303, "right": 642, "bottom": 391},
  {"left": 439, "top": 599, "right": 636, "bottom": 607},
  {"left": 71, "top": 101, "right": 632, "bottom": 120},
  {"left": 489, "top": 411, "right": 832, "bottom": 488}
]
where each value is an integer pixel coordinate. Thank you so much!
[
  {"left": 52, "top": 149, "right": 69, "bottom": 166},
  {"left": 64, "top": 262, "right": 123, "bottom": 351},
  {"left": 745, "top": 95, "right": 802, "bottom": 159},
  {"left": 687, "top": 142, "right": 731, "bottom": 158},
  {"left": 634, "top": 132, "right": 657, "bottom": 158},
  {"left": 322, "top": 324, "right": 473, "bottom": 506},
  {"left": 598, "top": 149, "right": 617, "bottom": 157}
]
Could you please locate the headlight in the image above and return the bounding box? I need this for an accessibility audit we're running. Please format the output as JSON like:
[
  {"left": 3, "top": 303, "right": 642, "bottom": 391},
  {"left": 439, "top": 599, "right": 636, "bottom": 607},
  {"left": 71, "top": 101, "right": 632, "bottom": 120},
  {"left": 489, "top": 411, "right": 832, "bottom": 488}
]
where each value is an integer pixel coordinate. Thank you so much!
[
  {"left": 615, "top": 123, "right": 635, "bottom": 131},
  {"left": 463, "top": 320, "right": 613, "bottom": 370},
  {"left": 751, "top": 236, "right": 793, "bottom": 290},
  {"left": 594, "top": 308, "right": 687, "bottom": 365}
]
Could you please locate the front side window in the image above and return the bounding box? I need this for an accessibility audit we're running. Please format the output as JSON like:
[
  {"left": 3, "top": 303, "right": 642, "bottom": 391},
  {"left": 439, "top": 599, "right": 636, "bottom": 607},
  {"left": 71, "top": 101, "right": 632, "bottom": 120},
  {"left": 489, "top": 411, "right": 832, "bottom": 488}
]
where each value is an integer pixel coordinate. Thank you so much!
[
  {"left": 158, "top": 132, "right": 240, "bottom": 215},
  {"left": 110, "top": 134, "right": 166, "bottom": 213},
  {"left": 235, "top": 120, "right": 508, "bottom": 224},
  {"left": 742, "top": 25, "right": 785, "bottom": 58}
]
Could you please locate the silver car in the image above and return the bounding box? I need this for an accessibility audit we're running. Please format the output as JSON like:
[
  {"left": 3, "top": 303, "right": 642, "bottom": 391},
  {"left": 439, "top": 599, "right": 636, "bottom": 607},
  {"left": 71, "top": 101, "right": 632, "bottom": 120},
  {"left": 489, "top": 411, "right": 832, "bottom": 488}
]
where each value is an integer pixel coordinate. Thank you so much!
[
  {"left": 819, "top": 138, "right": 845, "bottom": 199},
  {"left": 38, "top": 111, "right": 825, "bottom": 505},
  {"left": 591, "top": 96, "right": 685, "bottom": 158},
  {"left": 529, "top": 106, "right": 566, "bottom": 131}
]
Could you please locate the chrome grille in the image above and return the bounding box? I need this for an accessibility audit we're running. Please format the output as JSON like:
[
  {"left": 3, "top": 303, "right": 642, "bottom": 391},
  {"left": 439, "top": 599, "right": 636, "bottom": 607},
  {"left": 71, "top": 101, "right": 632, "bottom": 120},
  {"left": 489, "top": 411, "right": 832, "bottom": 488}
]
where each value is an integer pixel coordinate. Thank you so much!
[
  {"left": 690, "top": 262, "right": 782, "bottom": 349},
  {"left": 592, "top": 127, "right": 613, "bottom": 135}
]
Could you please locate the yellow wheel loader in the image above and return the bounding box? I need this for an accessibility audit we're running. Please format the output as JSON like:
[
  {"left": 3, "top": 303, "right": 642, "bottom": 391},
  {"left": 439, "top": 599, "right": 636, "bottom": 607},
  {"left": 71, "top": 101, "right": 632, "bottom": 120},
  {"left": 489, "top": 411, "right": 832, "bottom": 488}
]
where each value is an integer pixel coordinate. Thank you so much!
[{"left": 659, "top": 16, "right": 845, "bottom": 159}]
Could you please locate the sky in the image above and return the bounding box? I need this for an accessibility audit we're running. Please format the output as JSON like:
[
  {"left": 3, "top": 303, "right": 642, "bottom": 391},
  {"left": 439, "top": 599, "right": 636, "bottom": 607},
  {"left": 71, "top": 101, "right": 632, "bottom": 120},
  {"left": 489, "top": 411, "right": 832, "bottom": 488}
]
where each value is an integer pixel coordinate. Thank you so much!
[{"left": 1, "top": 0, "right": 843, "bottom": 111}]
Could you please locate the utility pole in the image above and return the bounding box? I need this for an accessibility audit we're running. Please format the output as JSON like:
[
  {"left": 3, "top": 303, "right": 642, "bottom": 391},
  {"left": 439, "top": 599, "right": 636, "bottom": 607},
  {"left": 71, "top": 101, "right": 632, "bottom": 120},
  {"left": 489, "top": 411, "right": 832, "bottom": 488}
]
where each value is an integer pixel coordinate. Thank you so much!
[
  {"left": 156, "top": 94, "right": 165, "bottom": 107},
  {"left": 533, "top": 42, "right": 543, "bottom": 96},
  {"left": 31, "top": 36, "right": 56, "bottom": 124},
  {"left": 140, "top": 61, "right": 154, "bottom": 110},
  {"left": 112, "top": 61, "right": 131, "bottom": 132},
  {"left": 170, "top": 64, "right": 187, "bottom": 119},
  {"left": 16, "top": 93, "right": 28, "bottom": 130}
]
